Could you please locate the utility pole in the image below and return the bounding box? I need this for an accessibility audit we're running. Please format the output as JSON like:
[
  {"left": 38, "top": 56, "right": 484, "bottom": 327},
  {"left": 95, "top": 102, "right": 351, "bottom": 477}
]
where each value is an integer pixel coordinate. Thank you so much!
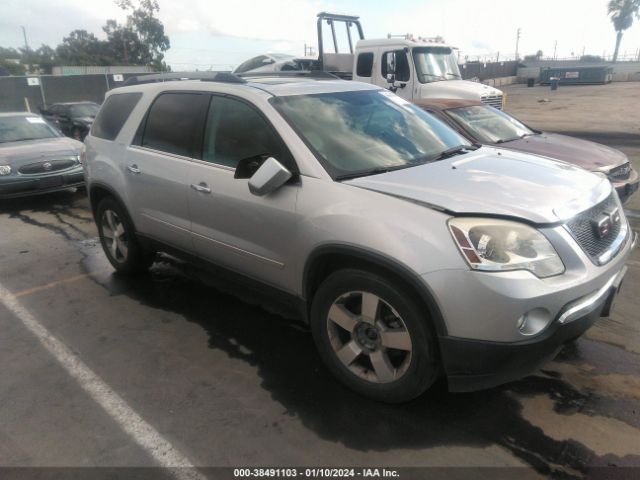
[
  {"left": 21, "top": 26, "right": 30, "bottom": 73},
  {"left": 515, "top": 28, "right": 521, "bottom": 61},
  {"left": 553, "top": 40, "right": 557, "bottom": 60}
]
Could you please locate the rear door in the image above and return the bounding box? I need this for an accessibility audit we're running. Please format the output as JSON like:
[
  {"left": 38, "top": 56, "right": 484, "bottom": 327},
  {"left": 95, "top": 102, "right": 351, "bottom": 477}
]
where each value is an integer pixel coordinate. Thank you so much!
[
  {"left": 125, "top": 91, "right": 208, "bottom": 251},
  {"left": 187, "top": 94, "right": 299, "bottom": 290}
]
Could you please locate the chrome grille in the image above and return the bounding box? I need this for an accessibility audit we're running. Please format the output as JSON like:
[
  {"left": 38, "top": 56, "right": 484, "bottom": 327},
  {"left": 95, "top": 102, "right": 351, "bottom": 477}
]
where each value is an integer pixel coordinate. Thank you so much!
[
  {"left": 18, "top": 157, "right": 78, "bottom": 175},
  {"left": 565, "top": 193, "right": 623, "bottom": 261},
  {"left": 608, "top": 162, "right": 631, "bottom": 180},
  {"left": 481, "top": 94, "right": 503, "bottom": 110}
]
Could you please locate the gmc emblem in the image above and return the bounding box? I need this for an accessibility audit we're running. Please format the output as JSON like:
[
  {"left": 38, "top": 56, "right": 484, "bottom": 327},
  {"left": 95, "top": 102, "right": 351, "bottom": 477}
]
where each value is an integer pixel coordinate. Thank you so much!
[{"left": 592, "top": 208, "right": 620, "bottom": 239}]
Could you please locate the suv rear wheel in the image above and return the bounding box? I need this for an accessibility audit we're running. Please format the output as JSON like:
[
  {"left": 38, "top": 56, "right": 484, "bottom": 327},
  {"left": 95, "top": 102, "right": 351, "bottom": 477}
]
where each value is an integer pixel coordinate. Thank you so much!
[
  {"left": 310, "top": 268, "right": 439, "bottom": 403},
  {"left": 96, "top": 197, "right": 154, "bottom": 274}
]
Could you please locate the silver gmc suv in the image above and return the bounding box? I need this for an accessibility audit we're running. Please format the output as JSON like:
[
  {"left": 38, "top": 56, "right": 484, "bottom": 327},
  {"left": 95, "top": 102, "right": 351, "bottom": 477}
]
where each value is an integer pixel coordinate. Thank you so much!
[{"left": 85, "top": 72, "right": 636, "bottom": 403}]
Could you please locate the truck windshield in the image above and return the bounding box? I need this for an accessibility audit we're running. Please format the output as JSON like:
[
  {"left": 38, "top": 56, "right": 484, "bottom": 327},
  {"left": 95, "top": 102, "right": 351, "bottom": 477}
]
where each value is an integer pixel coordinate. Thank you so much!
[
  {"left": 412, "top": 47, "right": 461, "bottom": 83},
  {"left": 0, "top": 116, "right": 61, "bottom": 143},
  {"left": 271, "top": 90, "right": 470, "bottom": 179},
  {"left": 446, "top": 105, "right": 535, "bottom": 143}
]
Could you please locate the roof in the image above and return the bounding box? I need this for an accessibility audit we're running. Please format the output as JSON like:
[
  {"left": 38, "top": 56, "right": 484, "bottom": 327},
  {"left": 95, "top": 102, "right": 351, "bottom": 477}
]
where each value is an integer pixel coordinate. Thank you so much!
[
  {"left": 111, "top": 75, "right": 380, "bottom": 98},
  {"left": 50, "top": 101, "right": 100, "bottom": 106},
  {"left": 412, "top": 98, "right": 484, "bottom": 111},
  {"left": 245, "top": 77, "right": 379, "bottom": 96},
  {"left": 357, "top": 38, "right": 456, "bottom": 49}
]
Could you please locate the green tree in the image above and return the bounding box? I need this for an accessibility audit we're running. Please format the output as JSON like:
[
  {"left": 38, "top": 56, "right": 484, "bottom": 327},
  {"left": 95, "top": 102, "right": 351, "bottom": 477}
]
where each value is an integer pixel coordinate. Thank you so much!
[
  {"left": 56, "top": 30, "right": 113, "bottom": 66},
  {"left": 105, "top": 0, "right": 170, "bottom": 70},
  {"left": 608, "top": 0, "right": 640, "bottom": 62}
]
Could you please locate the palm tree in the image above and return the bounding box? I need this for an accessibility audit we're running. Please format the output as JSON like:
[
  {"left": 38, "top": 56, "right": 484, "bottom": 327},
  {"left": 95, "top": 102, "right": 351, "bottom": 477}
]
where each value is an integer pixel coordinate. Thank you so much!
[{"left": 608, "top": 0, "right": 640, "bottom": 62}]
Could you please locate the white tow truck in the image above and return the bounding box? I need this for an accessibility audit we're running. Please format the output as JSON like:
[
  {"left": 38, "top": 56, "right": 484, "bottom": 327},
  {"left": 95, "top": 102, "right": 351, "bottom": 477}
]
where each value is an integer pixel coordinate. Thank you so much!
[{"left": 235, "top": 12, "right": 505, "bottom": 109}]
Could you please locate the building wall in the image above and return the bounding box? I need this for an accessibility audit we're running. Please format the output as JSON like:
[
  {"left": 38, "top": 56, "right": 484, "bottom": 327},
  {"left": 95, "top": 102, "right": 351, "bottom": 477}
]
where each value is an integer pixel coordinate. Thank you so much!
[{"left": 517, "top": 61, "right": 640, "bottom": 82}]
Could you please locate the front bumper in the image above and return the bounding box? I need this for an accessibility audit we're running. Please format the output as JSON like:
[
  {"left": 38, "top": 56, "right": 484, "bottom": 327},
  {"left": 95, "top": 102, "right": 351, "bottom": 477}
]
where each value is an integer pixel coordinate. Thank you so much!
[
  {"left": 442, "top": 265, "right": 628, "bottom": 392},
  {"left": 0, "top": 169, "right": 84, "bottom": 199}
]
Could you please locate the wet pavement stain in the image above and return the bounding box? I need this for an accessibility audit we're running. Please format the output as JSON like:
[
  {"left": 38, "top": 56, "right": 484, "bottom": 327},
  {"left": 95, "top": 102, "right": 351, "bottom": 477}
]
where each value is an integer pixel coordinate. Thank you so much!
[{"left": 79, "top": 252, "right": 640, "bottom": 478}]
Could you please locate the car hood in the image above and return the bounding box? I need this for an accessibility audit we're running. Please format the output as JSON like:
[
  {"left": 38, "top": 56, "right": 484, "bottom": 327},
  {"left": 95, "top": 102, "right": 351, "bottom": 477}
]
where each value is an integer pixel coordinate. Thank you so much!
[
  {"left": 0, "top": 137, "right": 83, "bottom": 168},
  {"left": 417, "top": 80, "right": 502, "bottom": 100},
  {"left": 496, "top": 133, "right": 628, "bottom": 172},
  {"left": 344, "top": 147, "right": 611, "bottom": 224}
]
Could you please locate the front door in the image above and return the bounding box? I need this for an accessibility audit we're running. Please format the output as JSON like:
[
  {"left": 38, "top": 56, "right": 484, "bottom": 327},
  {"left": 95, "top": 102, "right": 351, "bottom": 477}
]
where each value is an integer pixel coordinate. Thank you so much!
[
  {"left": 380, "top": 49, "right": 415, "bottom": 101},
  {"left": 125, "top": 91, "right": 208, "bottom": 251},
  {"left": 188, "top": 95, "right": 298, "bottom": 291}
]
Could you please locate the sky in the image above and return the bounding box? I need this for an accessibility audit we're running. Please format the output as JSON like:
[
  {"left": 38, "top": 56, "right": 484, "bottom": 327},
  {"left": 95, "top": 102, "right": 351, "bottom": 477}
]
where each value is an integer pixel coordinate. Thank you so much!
[{"left": 2, "top": 0, "right": 640, "bottom": 70}]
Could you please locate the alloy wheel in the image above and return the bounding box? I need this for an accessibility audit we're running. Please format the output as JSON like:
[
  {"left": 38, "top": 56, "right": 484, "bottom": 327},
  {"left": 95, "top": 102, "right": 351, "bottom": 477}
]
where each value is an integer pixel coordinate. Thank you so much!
[
  {"left": 326, "top": 291, "right": 412, "bottom": 383},
  {"left": 101, "top": 209, "right": 128, "bottom": 263}
]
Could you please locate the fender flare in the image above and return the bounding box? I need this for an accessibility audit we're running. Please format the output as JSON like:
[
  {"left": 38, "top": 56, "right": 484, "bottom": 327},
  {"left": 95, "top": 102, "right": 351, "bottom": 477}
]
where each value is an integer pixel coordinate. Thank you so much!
[{"left": 302, "top": 244, "right": 448, "bottom": 337}]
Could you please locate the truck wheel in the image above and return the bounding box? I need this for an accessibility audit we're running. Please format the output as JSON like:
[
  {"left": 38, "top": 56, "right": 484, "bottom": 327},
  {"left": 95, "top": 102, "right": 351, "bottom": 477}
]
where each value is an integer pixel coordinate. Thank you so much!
[
  {"left": 96, "top": 197, "right": 154, "bottom": 274},
  {"left": 310, "top": 268, "right": 439, "bottom": 403}
]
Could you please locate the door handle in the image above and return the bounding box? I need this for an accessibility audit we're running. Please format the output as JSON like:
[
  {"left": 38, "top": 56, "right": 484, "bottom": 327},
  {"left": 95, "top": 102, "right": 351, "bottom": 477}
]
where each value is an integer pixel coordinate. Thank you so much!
[
  {"left": 190, "top": 182, "right": 211, "bottom": 194},
  {"left": 127, "top": 164, "right": 141, "bottom": 174}
]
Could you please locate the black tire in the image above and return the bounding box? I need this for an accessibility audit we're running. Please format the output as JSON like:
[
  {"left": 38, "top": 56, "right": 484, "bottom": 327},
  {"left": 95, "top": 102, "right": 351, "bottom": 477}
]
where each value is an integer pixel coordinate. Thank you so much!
[
  {"left": 310, "top": 268, "right": 439, "bottom": 403},
  {"left": 96, "top": 197, "right": 154, "bottom": 274}
]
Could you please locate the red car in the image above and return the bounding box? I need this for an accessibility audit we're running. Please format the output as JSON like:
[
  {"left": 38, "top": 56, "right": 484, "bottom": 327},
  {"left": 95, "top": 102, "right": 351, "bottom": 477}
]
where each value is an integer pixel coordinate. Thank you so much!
[{"left": 414, "top": 99, "right": 639, "bottom": 203}]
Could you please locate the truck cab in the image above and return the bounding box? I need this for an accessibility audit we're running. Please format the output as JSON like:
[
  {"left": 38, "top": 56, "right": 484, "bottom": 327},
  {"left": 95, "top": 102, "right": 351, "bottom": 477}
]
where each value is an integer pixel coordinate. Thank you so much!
[{"left": 317, "top": 12, "right": 505, "bottom": 109}]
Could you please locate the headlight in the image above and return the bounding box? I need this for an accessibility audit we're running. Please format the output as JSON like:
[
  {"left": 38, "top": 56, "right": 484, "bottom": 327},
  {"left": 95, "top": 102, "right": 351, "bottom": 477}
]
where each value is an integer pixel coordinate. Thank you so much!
[
  {"left": 0, "top": 165, "right": 11, "bottom": 176},
  {"left": 448, "top": 218, "right": 564, "bottom": 278}
]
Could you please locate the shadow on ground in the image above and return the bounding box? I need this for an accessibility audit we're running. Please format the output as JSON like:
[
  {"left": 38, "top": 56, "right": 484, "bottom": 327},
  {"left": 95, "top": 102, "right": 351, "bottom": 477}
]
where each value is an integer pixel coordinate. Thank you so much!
[{"left": 86, "top": 254, "right": 620, "bottom": 479}]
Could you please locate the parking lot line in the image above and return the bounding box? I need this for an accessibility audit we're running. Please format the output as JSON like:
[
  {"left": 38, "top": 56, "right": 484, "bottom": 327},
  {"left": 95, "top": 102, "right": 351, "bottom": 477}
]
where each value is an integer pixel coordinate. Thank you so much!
[
  {"left": 14, "top": 273, "right": 91, "bottom": 298},
  {"left": 0, "top": 282, "right": 206, "bottom": 480}
]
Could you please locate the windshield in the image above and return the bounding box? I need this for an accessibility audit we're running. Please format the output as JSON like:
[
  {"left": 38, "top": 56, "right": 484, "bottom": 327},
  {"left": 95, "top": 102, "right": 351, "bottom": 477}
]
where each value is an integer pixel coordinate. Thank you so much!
[
  {"left": 70, "top": 104, "right": 99, "bottom": 117},
  {"left": 0, "top": 116, "right": 61, "bottom": 143},
  {"left": 271, "top": 90, "right": 470, "bottom": 178},
  {"left": 412, "top": 47, "right": 461, "bottom": 83},
  {"left": 446, "top": 105, "right": 535, "bottom": 143}
]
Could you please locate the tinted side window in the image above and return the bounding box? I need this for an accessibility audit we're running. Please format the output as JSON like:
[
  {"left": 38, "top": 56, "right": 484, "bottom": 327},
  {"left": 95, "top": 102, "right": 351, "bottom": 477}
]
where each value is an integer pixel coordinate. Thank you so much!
[
  {"left": 381, "top": 50, "right": 411, "bottom": 82},
  {"left": 356, "top": 52, "right": 374, "bottom": 77},
  {"left": 202, "top": 96, "right": 291, "bottom": 169},
  {"left": 142, "top": 93, "right": 205, "bottom": 157},
  {"left": 92, "top": 92, "right": 142, "bottom": 141}
]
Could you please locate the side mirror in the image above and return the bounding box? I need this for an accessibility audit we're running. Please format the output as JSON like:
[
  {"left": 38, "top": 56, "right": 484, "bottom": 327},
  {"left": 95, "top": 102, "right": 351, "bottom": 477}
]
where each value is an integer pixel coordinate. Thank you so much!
[
  {"left": 235, "top": 156, "right": 292, "bottom": 196},
  {"left": 386, "top": 52, "right": 396, "bottom": 84}
]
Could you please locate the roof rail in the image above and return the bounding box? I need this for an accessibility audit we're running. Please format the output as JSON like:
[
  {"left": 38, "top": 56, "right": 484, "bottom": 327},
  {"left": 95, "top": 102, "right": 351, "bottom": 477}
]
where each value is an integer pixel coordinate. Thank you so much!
[
  {"left": 239, "top": 71, "right": 339, "bottom": 80},
  {"left": 122, "top": 72, "right": 246, "bottom": 86}
]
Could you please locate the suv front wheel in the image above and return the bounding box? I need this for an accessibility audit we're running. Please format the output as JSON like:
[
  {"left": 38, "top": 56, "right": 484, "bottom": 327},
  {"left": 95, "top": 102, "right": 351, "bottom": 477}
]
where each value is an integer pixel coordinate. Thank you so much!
[
  {"left": 96, "top": 197, "right": 154, "bottom": 274},
  {"left": 310, "top": 269, "right": 439, "bottom": 403}
]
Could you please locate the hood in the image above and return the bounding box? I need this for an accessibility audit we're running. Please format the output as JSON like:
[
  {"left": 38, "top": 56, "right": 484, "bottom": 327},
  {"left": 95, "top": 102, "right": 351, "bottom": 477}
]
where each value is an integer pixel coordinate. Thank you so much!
[
  {"left": 344, "top": 147, "right": 611, "bottom": 224},
  {"left": 0, "top": 137, "right": 83, "bottom": 168},
  {"left": 495, "top": 132, "right": 628, "bottom": 172},
  {"left": 417, "top": 80, "right": 502, "bottom": 101}
]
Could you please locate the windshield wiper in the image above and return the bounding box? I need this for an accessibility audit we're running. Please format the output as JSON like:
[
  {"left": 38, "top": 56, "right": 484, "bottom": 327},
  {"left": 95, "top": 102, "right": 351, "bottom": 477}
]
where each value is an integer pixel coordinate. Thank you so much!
[
  {"left": 336, "top": 164, "right": 414, "bottom": 181},
  {"left": 445, "top": 73, "right": 461, "bottom": 78},
  {"left": 420, "top": 73, "right": 446, "bottom": 81},
  {"left": 428, "top": 144, "right": 477, "bottom": 162},
  {"left": 496, "top": 133, "right": 534, "bottom": 144}
]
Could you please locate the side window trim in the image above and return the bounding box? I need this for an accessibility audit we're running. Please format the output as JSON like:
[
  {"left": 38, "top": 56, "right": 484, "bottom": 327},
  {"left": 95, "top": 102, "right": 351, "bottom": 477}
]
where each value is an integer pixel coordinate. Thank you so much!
[{"left": 197, "top": 93, "right": 299, "bottom": 175}]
